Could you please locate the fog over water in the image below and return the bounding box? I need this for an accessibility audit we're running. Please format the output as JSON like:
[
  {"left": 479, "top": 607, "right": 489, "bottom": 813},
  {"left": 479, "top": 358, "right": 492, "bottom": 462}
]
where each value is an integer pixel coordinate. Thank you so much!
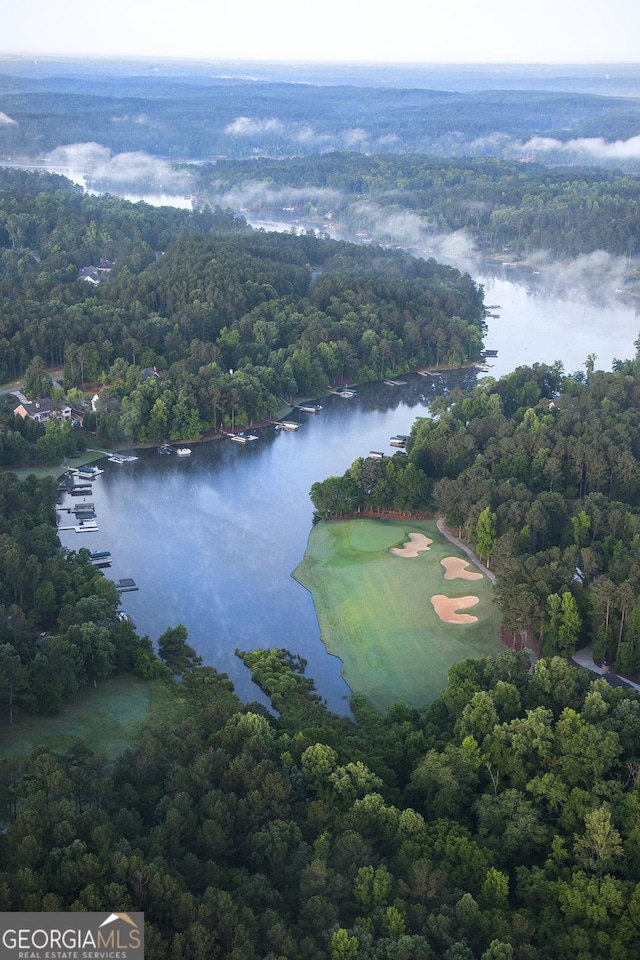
[{"left": 44, "top": 175, "right": 640, "bottom": 709}]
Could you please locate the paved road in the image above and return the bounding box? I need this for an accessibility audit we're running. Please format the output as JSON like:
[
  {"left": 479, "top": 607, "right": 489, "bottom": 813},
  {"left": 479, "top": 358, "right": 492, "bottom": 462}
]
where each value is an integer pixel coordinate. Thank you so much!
[{"left": 0, "top": 385, "right": 26, "bottom": 402}]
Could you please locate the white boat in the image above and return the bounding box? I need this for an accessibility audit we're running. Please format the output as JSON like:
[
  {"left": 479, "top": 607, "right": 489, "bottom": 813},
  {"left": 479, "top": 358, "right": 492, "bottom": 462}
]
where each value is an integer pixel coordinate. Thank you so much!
[
  {"left": 75, "top": 519, "right": 99, "bottom": 532},
  {"left": 337, "top": 389, "right": 356, "bottom": 398},
  {"left": 73, "top": 465, "right": 104, "bottom": 479},
  {"left": 108, "top": 454, "right": 139, "bottom": 463},
  {"left": 298, "top": 403, "right": 323, "bottom": 413},
  {"left": 176, "top": 447, "right": 192, "bottom": 457}
]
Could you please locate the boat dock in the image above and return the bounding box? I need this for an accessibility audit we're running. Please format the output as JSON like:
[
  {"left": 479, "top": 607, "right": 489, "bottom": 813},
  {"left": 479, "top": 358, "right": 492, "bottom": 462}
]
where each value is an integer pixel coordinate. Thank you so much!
[
  {"left": 384, "top": 379, "right": 407, "bottom": 386},
  {"left": 69, "top": 483, "right": 92, "bottom": 495},
  {"left": 390, "top": 435, "right": 409, "bottom": 447},
  {"left": 116, "top": 578, "right": 138, "bottom": 592},
  {"left": 276, "top": 421, "right": 299, "bottom": 432}
]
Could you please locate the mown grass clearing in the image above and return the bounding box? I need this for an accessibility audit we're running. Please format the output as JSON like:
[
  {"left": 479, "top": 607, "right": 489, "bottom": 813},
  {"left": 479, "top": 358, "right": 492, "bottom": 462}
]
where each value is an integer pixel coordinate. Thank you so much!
[
  {"left": 0, "top": 675, "right": 171, "bottom": 760},
  {"left": 293, "top": 518, "right": 503, "bottom": 711}
]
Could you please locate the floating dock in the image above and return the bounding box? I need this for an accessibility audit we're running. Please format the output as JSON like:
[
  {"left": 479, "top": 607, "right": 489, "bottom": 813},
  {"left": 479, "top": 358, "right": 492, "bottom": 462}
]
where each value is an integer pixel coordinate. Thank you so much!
[{"left": 116, "top": 578, "right": 139, "bottom": 592}]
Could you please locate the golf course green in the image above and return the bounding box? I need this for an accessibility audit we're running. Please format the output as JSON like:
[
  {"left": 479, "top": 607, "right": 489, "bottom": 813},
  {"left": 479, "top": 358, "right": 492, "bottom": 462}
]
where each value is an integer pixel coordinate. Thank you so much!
[{"left": 293, "top": 518, "right": 503, "bottom": 711}]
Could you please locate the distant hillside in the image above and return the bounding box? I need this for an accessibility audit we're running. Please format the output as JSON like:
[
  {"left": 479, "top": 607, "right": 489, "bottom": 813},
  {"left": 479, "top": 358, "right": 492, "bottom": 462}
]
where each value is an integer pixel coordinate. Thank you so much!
[{"left": 2, "top": 61, "right": 640, "bottom": 162}]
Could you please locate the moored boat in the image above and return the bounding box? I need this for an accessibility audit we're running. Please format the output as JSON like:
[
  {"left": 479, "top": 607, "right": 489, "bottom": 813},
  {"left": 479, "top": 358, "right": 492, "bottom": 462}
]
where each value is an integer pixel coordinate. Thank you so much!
[{"left": 176, "top": 447, "right": 192, "bottom": 457}]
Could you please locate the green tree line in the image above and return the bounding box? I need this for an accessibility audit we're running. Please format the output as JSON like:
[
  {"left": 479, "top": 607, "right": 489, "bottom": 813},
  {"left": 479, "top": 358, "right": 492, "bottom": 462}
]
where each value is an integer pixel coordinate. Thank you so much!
[
  {"left": 311, "top": 351, "right": 640, "bottom": 675},
  {"left": 0, "top": 168, "right": 486, "bottom": 451},
  {"left": 2, "top": 645, "right": 640, "bottom": 959}
]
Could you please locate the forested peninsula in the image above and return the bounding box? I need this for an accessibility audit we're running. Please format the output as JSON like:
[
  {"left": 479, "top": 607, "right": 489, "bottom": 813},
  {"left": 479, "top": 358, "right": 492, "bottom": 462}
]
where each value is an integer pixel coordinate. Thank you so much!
[
  {"left": 196, "top": 155, "right": 640, "bottom": 263},
  {"left": 0, "top": 167, "right": 484, "bottom": 460}
]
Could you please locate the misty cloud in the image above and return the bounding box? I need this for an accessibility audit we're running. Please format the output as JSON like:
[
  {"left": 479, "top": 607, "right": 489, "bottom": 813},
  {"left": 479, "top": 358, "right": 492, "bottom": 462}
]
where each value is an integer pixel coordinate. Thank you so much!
[
  {"left": 527, "top": 249, "right": 631, "bottom": 303},
  {"left": 225, "top": 117, "right": 285, "bottom": 136},
  {"left": 342, "top": 128, "right": 368, "bottom": 147},
  {"left": 342, "top": 200, "right": 478, "bottom": 266},
  {"left": 518, "top": 134, "right": 640, "bottom": 163},
  {"left": 46, "top": 143, "right": 191, "bottom": 190},
  {"left": 204, "top": 179, "right": 341, "bottom": 213}
]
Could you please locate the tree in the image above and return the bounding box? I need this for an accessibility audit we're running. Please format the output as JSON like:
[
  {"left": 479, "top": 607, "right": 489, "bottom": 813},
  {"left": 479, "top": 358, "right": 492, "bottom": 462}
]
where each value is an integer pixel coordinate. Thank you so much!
[
  {"left": 0, "top": 643, "right": 29, "bottom": 725},
  {"left": 330, "top": 928, "right": 359, "bottom": 960},
  {"left": 476, "top": 507, "right": 497, "bottom": 568},
  {"left": 573, "top": 805, "right": 623, "bottom": 878},
  {"left": 157, "top": 624, "right": 202, "bottom": 675},
  {"left": 23, "top": 356, "right": 52, "bottom": 400}
]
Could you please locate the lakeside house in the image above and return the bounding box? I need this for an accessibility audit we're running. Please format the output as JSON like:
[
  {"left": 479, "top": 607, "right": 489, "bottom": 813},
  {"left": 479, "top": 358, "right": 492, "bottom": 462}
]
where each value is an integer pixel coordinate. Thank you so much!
[{"left": 14, "top": 398, "right": 73, "bottom": 423}]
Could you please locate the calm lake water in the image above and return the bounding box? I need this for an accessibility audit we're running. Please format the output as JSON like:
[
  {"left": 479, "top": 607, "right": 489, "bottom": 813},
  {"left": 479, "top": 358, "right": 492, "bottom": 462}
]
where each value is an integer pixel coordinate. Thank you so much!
[
  {"left": 58, "top": 373, "right": 477, "bottom": 711},
  {"left": 50, "top": 190, "right": 640, "bottom": 711}
]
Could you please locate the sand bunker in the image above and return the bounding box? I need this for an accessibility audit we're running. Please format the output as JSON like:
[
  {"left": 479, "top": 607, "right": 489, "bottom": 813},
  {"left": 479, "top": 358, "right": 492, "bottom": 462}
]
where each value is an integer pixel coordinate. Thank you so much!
[
  {"left": 390, "top": 532, "right": 433, "bottom": 557},
  {"left": 431, "top": 595, "right": 480, "bottom": 623},
  {"left": 441, "top": 557, "right": 483, "bottom": 581}
]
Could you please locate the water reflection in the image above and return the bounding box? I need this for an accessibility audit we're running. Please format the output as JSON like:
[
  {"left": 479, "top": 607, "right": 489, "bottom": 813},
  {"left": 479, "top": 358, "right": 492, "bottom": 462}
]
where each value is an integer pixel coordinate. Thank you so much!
[{"left": 59, "top": 375, "right": 469, "bottom": 712}]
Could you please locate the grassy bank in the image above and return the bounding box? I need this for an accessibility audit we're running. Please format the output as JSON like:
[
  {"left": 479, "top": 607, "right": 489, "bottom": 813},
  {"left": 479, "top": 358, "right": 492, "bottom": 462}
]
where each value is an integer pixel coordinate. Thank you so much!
[
  {"left": 293, "top": 518, "right": 503, "bottom": 711},
  {"left": 0, "top": 676, "right": 171, "bottom": 760}
]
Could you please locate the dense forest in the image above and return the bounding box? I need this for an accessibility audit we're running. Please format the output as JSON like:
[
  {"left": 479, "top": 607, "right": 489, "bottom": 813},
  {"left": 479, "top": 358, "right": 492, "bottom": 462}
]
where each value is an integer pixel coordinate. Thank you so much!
[
  {"left": 196, "top": 155, "right": 640, "bottom": 261},
  {"left": 0, "top": 167, "right": 485, "bottom": 457},
  {"left": 3, "top": 634, "right": 640, "bottom": 959},
  {"left": 2, "top": 62, "right": 640, "bottom": 161},
  {"left": 311, "top": 354, "right": 640, "bottom": 678},
  {"left": 0, "top": 471, "right": 168, "bottom": 718}
]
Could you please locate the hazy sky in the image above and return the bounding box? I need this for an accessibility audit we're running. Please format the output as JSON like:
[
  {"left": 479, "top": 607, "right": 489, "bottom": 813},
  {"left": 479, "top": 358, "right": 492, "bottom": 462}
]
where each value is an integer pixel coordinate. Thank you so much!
[{"left": 3, "top": 0, "right": 640, "bottom": 63}]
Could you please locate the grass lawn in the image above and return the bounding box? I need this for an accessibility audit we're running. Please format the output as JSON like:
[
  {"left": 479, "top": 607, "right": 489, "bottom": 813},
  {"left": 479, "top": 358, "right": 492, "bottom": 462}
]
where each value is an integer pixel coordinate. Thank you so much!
[
  {"left": 0, "top": 676, "right": 171, "bottom": 760},
  {"left": 293, "top": 518, "right": 503, "bottom": 712}
]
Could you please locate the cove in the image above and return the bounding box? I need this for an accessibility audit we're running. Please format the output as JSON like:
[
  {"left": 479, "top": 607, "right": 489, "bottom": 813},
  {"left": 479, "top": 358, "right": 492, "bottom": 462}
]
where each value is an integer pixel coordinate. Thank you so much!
[{"left": 58, "top": 373, "right": 476, "bottom": 712}]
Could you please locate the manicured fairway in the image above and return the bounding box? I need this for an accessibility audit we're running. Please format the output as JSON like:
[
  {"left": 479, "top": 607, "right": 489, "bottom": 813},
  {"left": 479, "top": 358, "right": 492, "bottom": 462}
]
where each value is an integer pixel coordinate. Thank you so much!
[{"left": 293, "top": 518, "right": 503, "bottom": 711}]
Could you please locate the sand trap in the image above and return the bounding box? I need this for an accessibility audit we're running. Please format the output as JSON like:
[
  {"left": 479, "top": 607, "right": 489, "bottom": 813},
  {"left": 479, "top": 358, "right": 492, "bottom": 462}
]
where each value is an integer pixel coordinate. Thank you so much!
[
  {"left": 390, "top": 532, "right": 433, "bottom": 557},
  {"left": 431, "top": 594, "right": 480, "bottom": 623},
  {"left": 441, "top": 557, "right": 483, "bottom": 581}
]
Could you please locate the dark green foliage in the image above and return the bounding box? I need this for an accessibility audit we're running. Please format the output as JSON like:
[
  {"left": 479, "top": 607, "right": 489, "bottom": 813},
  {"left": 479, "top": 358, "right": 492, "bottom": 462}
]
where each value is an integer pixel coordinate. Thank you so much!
[
  {"left": 2, "top": 651, "right": 640, "bottom": 959},
  {"left": 312, "top": 354, "right": 640, "bottom": 675},
  {"left": 0, "top": 168, "right": 485, "bottom": 448},
  {"left": 0, "top": 472, "right": 167, "bottom": 720}
]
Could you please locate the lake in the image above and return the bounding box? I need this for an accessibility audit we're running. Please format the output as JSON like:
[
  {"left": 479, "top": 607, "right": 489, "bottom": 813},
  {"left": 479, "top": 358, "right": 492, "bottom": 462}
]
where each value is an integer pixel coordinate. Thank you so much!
[
  {"left": 50, "top": 187, "right": 640, "bottom": 712},
  {"left": 58, "top": 373, "right": 477, "bottom": 712}
]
